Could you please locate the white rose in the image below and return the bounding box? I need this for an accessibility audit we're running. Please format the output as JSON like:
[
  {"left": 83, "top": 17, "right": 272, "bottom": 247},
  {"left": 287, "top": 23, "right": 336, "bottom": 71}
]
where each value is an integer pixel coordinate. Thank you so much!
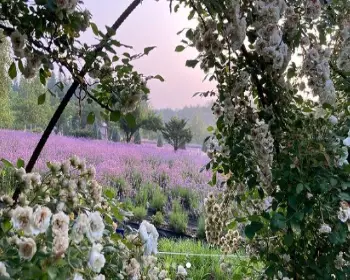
[
  {"left": 338, "top": 209, "right": 349, "bottom": 223},
  {"left": 319, "top": 223, "right": 332, "bottom": 234},
  {"left": 17, "top": 237, "right": 37, "bottom": 260},
  {"left": 86, "top": 212, "right": 104, "bottom": 243},
  {"left": 71, "top": 213, "right": 88, "bottom": 244},
  {"left": 73, "top": 273, "right": 84, "bottom": 280},
  {"left": 343, "top": 137, "right": 350, "bottom": 147},
  {"left": 88, "top": 244, "right": 106, "bottom": 273},
  {"left": 11, "top": 206, "right": 33, "bottom": 236},
  {"left": 93, "top": 275, "right": 105, "bottom": 280},
  {"left": 0, "top": 262, "right": 10, "bottom": 277},
  {"left": 31, "top": 206, "right": 52, "bottom": 235},
  {"left": 53, "top": 235, "right": 69, "bottom": 256},
  {"left": 51, "top": 211, "right": 70, "bottom": 235},
  {"left": 328, "top": 115, "right": 338, "bottom": 125},
  {"left": 177, "top": 265, "right": 187, "bottom": 276}
]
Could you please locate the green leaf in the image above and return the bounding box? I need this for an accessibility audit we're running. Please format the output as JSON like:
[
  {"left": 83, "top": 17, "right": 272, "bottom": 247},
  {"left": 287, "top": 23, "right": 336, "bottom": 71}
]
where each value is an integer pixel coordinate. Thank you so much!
[
  {"left": 90, "top": 22, "right": 99, "bottom": 36},
  {"left": 112, "top": 206, "right": 123, "bottom": 221},
  {"left": 112, "top": 55, "right": 119, "bottom": 62},
  {"left": 227, "top": 220, "right": 238, "bottom": 230},
  {"left": 16, "top": 158, "right": 25, "bottom": 168},
  {"left": 47, "top": 266, "right": 58, "bottom": 280},
  {"left": 1, "top": 219, "right": 11, "bottom": 232},
  {"left": 39, "top": 68, "right": 47, "bottom": 85},
  {"left": 296, "top": 183, "right": 304, "bottom": 194},
  {"left": 106, "top": 26, "right": 116, "bottom": 36},
  {"left": 185, "top": 59, "right": 199, "bottom": 68},
  {"left": 284, "top": 233, "right": 293, "bottom": 247},
  {"left": 105, "top": 189, "right": 115, "bottom": 199},
  {"left": 122, "top": 58, "right": 129, "bottom": 64},
  {"left": 175, "top": 45, "right": 185, "bottom": 52},
  {"left": 154, "top": 75, "right": 165, "bottom": 82},
  {"left": 87, "top": 112, "right": 95, "bottom": 124},
  {"left": 1, "top": 159, "right": 13, "bottom": 168},
  {"left": 125, "top": 113, "right": 136, "bottom": 128},
  {"left": 38, "top": 93, "right": 46, "bottom": 105},
  {"left": 144, "top": 46, "right": 156, "bottom": 55},
  {"left": 8, "top": 62, "right": 17, "bottom": 79},
  {"left": 110, "top": 111, "right": 121, "bottom": 122},
  {"left": 339, "top": 192, "right": 350, "bottom": 201},
  {"left": 207, "top": 126, "right": 214, "bottom": 132},
  {"left": 188, "top": 9, "right": 195, "bottom": 20},
  {"left": 270, "top": 213, "right": 286, "bottom": 231},
  {"left": 245, "top": 221, "right": 264, "bottom": 239},
  {"left": 18, "top": 60, "right": 24, "bottom": 73}
]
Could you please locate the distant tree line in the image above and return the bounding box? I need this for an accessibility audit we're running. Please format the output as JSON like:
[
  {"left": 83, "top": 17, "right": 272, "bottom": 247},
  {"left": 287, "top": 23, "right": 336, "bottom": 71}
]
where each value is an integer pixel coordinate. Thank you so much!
[{"left": 0, "top": 38, "right": 213, "bottom": 146}]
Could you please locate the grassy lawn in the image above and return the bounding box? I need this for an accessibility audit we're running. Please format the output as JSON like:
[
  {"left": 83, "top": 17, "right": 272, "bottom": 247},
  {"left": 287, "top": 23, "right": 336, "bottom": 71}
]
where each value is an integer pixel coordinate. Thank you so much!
[{"left": 158, "top": 238, "right": 258, "bottom": 280}]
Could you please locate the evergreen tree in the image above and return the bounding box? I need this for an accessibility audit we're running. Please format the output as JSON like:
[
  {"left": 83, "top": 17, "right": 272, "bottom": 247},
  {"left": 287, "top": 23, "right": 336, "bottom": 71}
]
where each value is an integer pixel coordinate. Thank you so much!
[{"left": 162, "top": 117, "right": 192, "bottom": 151}]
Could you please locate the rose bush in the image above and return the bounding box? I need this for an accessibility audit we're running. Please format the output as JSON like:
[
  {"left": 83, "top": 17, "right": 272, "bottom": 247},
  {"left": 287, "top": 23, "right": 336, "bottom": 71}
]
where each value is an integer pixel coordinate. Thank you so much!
[{"left": 0, "top": 156, "right": 184, "bottom": 280}]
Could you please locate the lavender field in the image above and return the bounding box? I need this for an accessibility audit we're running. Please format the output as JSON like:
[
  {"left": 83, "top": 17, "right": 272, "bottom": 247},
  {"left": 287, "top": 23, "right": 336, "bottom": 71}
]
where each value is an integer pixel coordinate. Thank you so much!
[{"left": 0, "top": 129, "right": 212, "bottom": 195}]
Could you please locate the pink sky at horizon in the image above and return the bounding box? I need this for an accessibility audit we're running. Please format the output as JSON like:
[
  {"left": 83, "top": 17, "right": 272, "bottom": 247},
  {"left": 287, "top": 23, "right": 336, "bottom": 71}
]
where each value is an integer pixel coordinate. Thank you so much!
[{"left": 82, "top": 0, "right": 215, "bottom": 109}]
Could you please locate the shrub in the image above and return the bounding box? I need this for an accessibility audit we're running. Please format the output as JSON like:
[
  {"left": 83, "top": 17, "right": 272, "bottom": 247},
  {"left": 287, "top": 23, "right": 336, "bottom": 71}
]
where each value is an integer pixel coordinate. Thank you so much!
[
  {"left": 70, "top": 129, "right": 94, "bottom": 139},
  {"left": 171, "top": 187, "right": 199, "bottom": 211},
  {"left": 150, "top": 187, "right": 166, "bottom": 211},
  {"left": 152, "top": 211, "right": 164, "bottom": 226},
  {"left": 112, "top": 177, "right": 129, "bottom": 197},
  {"left": 197, "top": 215, "right": 206, "bottom": 240},
  {"left": 132, "top": 206, "right": 147, "bottom": 222},
  {"left": 0, "top": 167, "right": 16, "bottom": 195},
  {"left": 134, "top": 187, "right": 149, "bottom": 207},
  {"left": 169, "top": 211, "right": 188, "bottom": 233},
  {"left": 171, "top": 199, "right": 183, "bottom": 213},
  {"left": 122, "top": 197, "right": 134, "bottom": 210},
  {"left": 169, "top": 200, "right": 188, "bottom": 233}
]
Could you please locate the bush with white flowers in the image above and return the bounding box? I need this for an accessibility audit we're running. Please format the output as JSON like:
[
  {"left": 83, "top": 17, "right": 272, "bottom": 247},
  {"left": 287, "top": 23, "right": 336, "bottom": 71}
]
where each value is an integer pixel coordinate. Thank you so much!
[
  {"left": 0, "top": 156, "right": 174, "bottom": 280},
  {"left": 174, "top": 0, "right": 350, "bottom": 278}
]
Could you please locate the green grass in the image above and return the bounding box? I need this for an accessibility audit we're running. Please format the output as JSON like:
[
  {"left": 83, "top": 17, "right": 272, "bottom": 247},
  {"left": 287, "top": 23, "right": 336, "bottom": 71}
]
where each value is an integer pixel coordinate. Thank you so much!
[{"left": 157, "top": 239, "right": 255, "bottom": 280}]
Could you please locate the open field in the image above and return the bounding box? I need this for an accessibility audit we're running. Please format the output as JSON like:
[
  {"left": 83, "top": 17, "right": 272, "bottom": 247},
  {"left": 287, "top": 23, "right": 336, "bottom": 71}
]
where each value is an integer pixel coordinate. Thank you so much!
[{"left": 0, "top": 129, "right": 212, "bottom": 193}]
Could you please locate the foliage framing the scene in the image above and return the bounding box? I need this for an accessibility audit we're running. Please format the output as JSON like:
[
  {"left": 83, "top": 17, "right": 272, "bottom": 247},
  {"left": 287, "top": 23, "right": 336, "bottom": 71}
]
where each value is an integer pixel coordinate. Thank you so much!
[{"left": 173, "top": 0, "right": 350, "bottom": 279}]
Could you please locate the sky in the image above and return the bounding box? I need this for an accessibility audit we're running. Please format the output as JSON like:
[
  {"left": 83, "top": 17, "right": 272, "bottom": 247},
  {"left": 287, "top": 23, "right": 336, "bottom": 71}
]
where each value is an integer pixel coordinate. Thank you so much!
[{"left": 81, "top": 0, "right": 215, "bottom": 109}]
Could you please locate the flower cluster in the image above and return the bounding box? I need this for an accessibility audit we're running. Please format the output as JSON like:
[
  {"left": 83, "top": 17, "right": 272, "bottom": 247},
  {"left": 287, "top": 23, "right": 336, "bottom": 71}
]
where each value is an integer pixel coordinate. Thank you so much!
[
  {"left": 138, "top": 220, "right": 159, "bottom": 256},
  {"left": 337, "top": 21, "right": 350, "bottom": 72},
  {"left": 319, "top": 223, "right": 332, "bottom": 234},
  {"left": 337, "top": 201, "right": 350, "bottom": 223},
  {"left": 304, "top": 0, "right": 322, "bottom": 20},
  {"left": 334, "top": 252, "right": 349, "bottom": 270},
  {"left": 221, "top": 71, "right": 252, "bottom": 126},
  {"left": 223, "top": 2, "right": 247, "bottom": 52},
  {"left": 251, "top": 119, "right": 274, "bottom": 191},
  {"left": 0, "top": 157, "right": 112, "bottom": 279},
  {"left": 302, "top": 45, "right": 336, "bottom": 106},
  {"left": 254, "top": 0, "right": 291, "bottom": 72},
  {"left": 204, "top": 193, "right": 230, "bottom": 245},
  {"left": 221, "top": 229, "right": 241, "bottom": 254},
  {"left": 192, "top": 19, "right": 222, "bottom": 56}
]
